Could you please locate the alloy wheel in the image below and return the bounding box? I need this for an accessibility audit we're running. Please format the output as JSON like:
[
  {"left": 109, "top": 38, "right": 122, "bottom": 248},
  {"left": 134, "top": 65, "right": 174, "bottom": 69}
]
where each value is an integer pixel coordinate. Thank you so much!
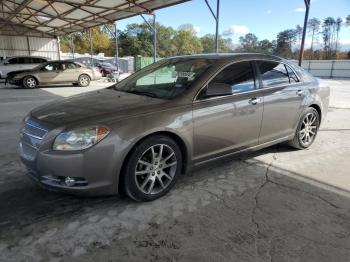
[
  {"left": 79, "top": 75, "right": 89, "bottom": 86},
  {"left": 26, "top": 77, "right": 36, "bottom": 88},
  {"left": 299, "top": 112, "right": 318, "bottom": 147},
  {"left": 135, "top": 144, "right": 177, "bottom": 195}
]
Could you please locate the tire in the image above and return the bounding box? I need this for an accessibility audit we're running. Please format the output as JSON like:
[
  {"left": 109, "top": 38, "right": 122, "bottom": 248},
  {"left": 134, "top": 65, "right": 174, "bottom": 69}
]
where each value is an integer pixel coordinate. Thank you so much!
[
  {"left": 122, "top": 135, "right": 182, "bottom": 202},
  {"left": 23, "top": 76, "right": 38, "bottom": 89},
  {"left": 78, "top": 74, "right": 90, "bottom": 87},
  {"left": 288, "top": 107, "right": 320, "bottom": 149}
]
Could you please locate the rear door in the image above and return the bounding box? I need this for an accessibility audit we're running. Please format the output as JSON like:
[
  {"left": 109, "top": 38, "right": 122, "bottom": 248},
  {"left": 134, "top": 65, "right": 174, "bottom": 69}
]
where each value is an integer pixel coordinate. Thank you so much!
[
  {"left": 192, "top": 61, "right": 264, "bottom": 162},
  {"left": 61, "top": 62, "right": 80, "bottom": 82},
  {"left": 256, "top": 60, "right": 305, "bottom": 144},
  {"left": 20, "top": 57, "right": 35, "bottom": 70}
]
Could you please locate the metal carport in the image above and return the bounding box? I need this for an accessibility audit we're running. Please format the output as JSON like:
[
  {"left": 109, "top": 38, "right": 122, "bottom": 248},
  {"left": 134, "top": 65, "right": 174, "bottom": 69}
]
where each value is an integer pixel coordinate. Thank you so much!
[
  {"left": 0, "top": 0, "right": 311, "bottom": 65},
  {"left": 0, "top": 0, "right": 190, "bottom": 61}
]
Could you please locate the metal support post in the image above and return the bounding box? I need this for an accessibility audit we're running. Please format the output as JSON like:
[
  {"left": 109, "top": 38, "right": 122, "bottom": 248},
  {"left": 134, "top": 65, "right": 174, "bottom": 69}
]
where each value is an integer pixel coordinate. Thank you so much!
[{"left": 298, "top": 0, "right": 310, "bottom": 66}]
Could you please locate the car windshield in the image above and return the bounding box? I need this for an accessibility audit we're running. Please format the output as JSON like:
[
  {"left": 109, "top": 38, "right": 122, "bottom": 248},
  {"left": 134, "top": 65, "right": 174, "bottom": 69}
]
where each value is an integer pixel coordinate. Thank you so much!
[
  {"left": 112, "top": 58, "right": 213, "bottom": 99},
  {"left": 101, "top": 62, "right": 116, "bottom": 68}
]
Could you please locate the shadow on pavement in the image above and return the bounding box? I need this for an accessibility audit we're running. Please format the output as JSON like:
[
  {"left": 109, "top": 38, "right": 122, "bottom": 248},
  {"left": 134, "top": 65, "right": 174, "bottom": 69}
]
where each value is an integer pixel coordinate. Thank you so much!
[{"left": 0, "top": 143, "right": 349, "bottom": 261}]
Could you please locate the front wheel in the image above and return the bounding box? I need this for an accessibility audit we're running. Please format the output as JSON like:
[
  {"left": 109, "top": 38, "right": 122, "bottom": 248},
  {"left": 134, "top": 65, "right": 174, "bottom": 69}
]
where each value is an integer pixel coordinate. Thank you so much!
[
  {"left": 122, "top": 135, "right": 182, "bottom": 201},
  {"left": 78, "top": 74, "right": 90, "bottom": 87},
  {"left": 288, "top": 107, "right": 320, "bottom": 149},
  {"left": 23, "top": 76, "right": 37, "bottom": 89}
]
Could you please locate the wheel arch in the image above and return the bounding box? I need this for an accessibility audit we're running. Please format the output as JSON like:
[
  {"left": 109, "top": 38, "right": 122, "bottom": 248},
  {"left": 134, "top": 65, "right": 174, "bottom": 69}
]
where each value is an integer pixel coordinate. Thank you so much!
[
  {"left": 79, "top": 73, "right": 91, "bottom": 80},
  {"left": 309, "top": 103, "right": 322, "bottom": 122}
]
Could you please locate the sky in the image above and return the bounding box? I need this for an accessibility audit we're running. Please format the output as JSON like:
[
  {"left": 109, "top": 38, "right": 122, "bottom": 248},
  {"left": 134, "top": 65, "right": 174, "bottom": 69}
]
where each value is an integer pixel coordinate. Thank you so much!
[{"left": 116, "top": 0, "right": 350, "bottom": 50}]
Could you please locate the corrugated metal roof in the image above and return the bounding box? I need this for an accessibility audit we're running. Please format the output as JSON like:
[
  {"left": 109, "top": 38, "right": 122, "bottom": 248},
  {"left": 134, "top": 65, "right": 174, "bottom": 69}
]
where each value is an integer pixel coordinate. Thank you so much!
[{"left": 0, "top": 0, "right": 189, "bottom": 37}]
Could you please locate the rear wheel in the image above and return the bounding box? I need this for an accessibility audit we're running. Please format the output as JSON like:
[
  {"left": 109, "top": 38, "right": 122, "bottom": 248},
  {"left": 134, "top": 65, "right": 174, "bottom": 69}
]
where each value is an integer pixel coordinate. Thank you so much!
[
  {"left": 23, "top": 76, "right": 37, "bottom": 89},
  {"left": 122, "top": 135, "right": 182, "bottom": 201},
  {"left": 78, "top": 74, "right": 90, "bottom": 87},
  {"left": 288, "top": 107, "right": 320, "bottom": 149}
]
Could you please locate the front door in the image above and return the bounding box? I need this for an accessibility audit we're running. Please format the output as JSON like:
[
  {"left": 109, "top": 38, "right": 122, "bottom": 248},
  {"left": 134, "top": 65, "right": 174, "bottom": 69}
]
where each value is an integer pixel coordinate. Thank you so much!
[
  {"left": 193, "top": 61, "right": 264, "bottom": 163},
  {"left": 256, "top": 60, "right": 305, "bottom": 143},
  {"left": 38, "top": 62, "right": 64, "bottom": 83}
]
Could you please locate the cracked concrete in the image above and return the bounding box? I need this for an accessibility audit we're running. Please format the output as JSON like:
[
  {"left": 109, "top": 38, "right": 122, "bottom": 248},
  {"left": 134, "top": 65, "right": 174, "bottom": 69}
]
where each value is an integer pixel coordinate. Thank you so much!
[{"left": 0, "top": 80, "right": 350, "bottom": 261}]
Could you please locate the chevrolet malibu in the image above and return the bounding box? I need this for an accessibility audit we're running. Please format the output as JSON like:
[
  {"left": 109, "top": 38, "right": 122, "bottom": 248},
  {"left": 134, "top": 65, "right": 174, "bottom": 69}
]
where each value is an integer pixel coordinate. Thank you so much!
[
  {"left": 8, "top": 60, "right": 101, "bottom": 88},
  {"left": 19, "top": 54, "right": 330, "bottom": 201}
]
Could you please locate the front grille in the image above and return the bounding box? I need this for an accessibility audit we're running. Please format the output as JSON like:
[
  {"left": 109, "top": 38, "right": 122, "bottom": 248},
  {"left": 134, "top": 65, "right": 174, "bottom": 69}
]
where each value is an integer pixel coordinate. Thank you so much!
[
  {"left": 20, "top": 119, "right": 48, "bottom": 161},
  {"left": 23, "top": 120, "right": 48, "bottom": 139}
]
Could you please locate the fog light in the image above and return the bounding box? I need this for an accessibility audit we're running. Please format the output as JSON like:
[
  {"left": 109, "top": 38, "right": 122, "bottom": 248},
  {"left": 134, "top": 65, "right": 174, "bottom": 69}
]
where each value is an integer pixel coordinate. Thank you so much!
[{"left": 65, "top": 177, "right": 75, "bottom": 187}]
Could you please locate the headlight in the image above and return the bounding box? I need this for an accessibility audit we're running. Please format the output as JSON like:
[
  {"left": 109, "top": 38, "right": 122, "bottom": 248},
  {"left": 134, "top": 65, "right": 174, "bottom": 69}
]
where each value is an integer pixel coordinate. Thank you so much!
[{"left": 53, "top": 126, "right": 110, "bottom": 151}]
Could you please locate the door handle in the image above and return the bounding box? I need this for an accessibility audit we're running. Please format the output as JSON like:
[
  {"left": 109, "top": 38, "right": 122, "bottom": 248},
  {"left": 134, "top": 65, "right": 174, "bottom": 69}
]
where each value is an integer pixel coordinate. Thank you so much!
[
  {"left": 249, "top": 97, "right": 261, "bottom": 105},
  {"left": 296, "top": 90, "right": 304, "bottom": 96}
]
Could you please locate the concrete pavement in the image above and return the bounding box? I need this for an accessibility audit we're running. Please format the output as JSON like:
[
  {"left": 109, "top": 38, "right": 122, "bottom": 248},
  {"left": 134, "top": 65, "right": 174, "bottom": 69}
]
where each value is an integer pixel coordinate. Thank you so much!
[{"left": 0, "top": 79, "right": 349, "bottom": 261}]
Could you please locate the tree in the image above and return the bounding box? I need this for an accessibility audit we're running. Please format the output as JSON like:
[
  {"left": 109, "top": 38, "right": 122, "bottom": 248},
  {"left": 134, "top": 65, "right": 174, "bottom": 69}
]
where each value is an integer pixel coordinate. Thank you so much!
[
  {"left": 239, "top": 33, "right": 258, "bottom": 51},
  {"left": 346, "top": 15, "right": 350, "bottom": 27},
  {"left": 322, "top": 17, "right": 336, "bottom": 59},
  {"left": 200, "top": 34, "right": 233, "bottom": 53},
  {"left": 156, "top": 24, "right": 176, "bottom": 57},
  {"left": 276, "top": 29, "right": 297, "bottom": 58},
  {"left": 257, "top": 39, "right": 274, "bottom": 53},
  {"left": 307, "top": 18, "right": 321, "bottom": 52},
  {"left": 295, "top": 24, "right": 303, "bottom": 47},
  {"left": 178, "top": 24, "right": 199, "bottom": 35},
  {"left": 335, "top": 17, "right": 343, "bottom": 53},
  {"left": 172, "top": 30, "right": 203, "bottom": 55},
  {"left": 118, "top": 23, "right": 153, "bottom": 57}
]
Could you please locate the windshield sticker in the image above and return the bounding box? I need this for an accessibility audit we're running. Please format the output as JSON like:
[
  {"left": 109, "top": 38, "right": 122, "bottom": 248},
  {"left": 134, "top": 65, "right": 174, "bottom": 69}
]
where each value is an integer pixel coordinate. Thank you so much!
[{"left": 176, "top": 71, "right": 195, "bottom": 80}]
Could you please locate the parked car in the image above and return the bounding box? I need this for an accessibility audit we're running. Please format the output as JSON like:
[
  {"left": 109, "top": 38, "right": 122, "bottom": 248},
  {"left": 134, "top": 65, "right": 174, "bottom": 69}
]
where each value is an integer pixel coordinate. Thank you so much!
[
  {"left": 19, "top": 54, "right": 329, "bottom": 201},
  {"left": 8, "top": 60, "right": 102, "bottom": 88},
  {"left": 0, "top": 56, "right": 48, "bottom": 79},
  {"left": 95, "top": 62, "right": 120, "bottom": 77}
]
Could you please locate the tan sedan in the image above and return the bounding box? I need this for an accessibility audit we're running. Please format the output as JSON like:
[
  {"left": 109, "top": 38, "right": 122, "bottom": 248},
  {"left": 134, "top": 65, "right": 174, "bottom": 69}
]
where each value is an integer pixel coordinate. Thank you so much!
[
  {"left": 8, "top": 60, "right": 102, "bottom": 88},
  {"left": 19, "top": 54, "right": 330, "bottom": 201}
]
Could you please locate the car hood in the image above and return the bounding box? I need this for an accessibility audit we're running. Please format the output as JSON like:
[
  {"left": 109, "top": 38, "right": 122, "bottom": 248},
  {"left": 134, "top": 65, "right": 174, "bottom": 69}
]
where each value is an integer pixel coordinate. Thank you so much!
[
  {"left": 7, "top": 69, "right": 33, "bottom": 78},
  {"left": 30, "top": 88, "right": 175, "bottom": 127}
]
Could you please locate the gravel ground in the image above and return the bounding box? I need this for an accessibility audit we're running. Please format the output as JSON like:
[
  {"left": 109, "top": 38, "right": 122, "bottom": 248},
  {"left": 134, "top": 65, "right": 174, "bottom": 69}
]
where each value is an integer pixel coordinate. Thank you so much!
[{"left": 0, "top": 79, "right": 349, "bottom": 262}]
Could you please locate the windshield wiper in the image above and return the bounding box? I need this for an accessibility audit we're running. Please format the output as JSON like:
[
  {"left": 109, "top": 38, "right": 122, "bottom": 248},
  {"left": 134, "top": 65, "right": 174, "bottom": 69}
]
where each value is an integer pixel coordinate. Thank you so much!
[{"left": 126, "top": 90, "right": 159, "bottom": 98}]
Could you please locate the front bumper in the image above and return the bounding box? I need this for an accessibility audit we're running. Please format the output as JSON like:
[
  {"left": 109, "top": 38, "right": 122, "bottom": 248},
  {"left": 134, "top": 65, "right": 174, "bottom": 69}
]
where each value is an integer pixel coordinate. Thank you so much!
[
  {"left": 19, "top": 119, "right": 130, "bottom": 196},
  {"left": 7, "top": 78, "right": 22, "bottom": 86}
]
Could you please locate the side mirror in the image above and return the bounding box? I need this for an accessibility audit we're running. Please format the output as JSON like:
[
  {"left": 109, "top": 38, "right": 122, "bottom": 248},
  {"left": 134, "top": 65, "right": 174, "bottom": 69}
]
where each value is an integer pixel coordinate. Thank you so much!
[{"left": 205, "top": 82, "right": 233, "bottom": 97}]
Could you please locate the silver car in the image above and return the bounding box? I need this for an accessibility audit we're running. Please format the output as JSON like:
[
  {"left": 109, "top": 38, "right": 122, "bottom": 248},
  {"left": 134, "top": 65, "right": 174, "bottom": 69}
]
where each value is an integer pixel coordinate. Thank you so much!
[
  {"left": 0, "top": 56, "right": 49, "bottom": 79},
  {"left": 9, "top": 60, "right": 101, "bottom": 88},
  {"left": 19, "top": 54, "right": 330, "bottom": 201}
]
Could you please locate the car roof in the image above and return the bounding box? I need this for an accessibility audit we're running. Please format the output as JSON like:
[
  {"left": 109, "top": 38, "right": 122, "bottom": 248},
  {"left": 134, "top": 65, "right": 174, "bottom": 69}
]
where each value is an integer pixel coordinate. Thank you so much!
[
  {"left": 166, "top": 52, "right": 284, "bottom": 62},
  {"left": 6, "top": 56, "right": 49, "bottom": 59}
]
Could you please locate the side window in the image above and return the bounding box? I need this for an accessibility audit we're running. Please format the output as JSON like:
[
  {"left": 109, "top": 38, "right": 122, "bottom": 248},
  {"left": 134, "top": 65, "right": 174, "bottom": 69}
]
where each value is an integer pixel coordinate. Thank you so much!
[
  {"left": 42, "top": 62, "right": 62, "bottom": 71},
  {"left": 285, "top": 64, "right": 299, "bottom": 83},
  {"left": 17, "top": 57, "right": 26, "bottom": 64},
  {"left": 8, "top": 58, "right": 18, "bottom": 64},
  {"left": 257, "top": 61, "right": 290, "bottom": 87},
  {"left": 203, "top": 61, "right": 256, "bottom": 98},
  {"left": 65, "top": 62, "right": 77, "bottom": 69},
  {"left": 32, "top": 58, "right": 45, "bottom": 63},
  {"left": 23, "top": 57, "right": 33, "bottom": 64}
]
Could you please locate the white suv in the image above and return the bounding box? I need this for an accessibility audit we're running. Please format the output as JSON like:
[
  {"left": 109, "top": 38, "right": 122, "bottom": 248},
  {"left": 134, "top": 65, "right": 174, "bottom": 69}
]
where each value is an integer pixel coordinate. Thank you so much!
[{"left": 0, "top": 56, "right": 49, "bottom": 78}]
